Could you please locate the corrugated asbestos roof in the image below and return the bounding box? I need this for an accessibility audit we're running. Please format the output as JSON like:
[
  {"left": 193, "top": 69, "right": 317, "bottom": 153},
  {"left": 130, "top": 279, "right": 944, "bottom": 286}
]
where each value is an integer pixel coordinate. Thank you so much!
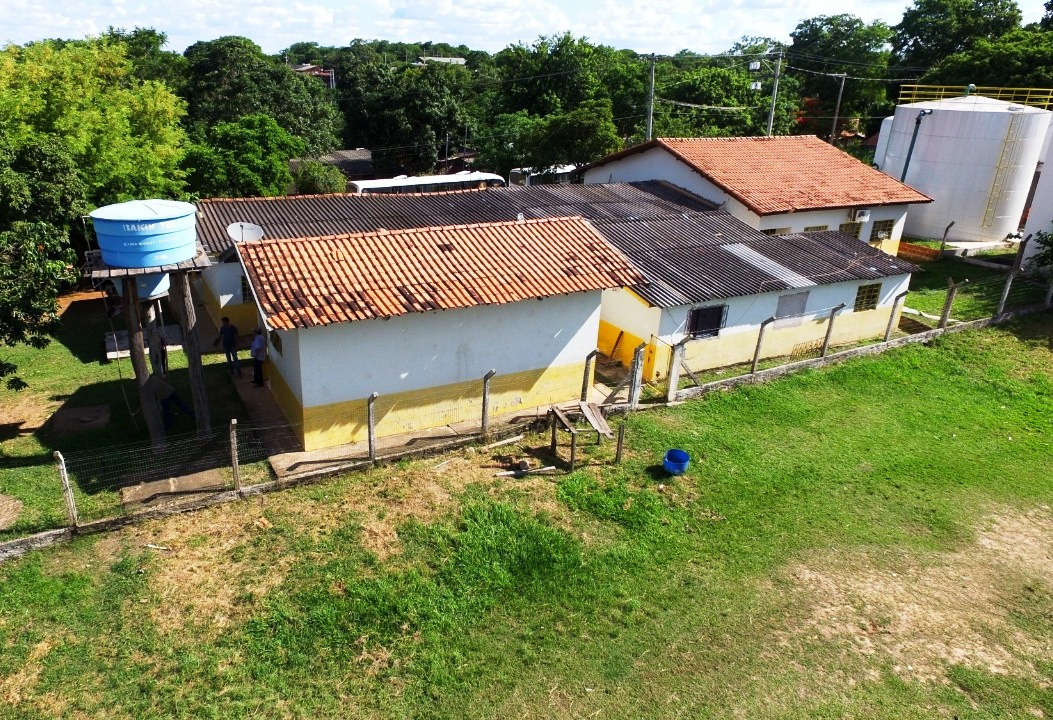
[
  {"left": 581, "top": 136, "right": 933, "bottom": 216},
  {"left": 195, "top": 181, "right": 716, "bottom": 256},
  {"left": 593, "top": 218, "right": 919, "bottom": 307},
  {"left": 237, "top": 216, "right": 646, "bottom": 330}
]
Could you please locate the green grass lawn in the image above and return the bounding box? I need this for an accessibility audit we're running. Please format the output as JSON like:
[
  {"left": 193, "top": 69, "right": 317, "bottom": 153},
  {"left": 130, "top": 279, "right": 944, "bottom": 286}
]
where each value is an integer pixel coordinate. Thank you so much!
[
  {"left": 1, "top": 312, "right": 1051, "bottom": 718},
  {"left": 906, "top": 258, "right": 1047, "bottom": 324},
  {"left": 0, "top": 296, "right": 254, "bottom": 537}
]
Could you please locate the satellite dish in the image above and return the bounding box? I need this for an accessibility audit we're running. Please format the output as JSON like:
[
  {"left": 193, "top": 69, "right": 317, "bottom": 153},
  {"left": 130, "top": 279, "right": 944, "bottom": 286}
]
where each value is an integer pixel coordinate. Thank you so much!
[{"left": 226, "top": 222, "right": 265, "bottom": 243}]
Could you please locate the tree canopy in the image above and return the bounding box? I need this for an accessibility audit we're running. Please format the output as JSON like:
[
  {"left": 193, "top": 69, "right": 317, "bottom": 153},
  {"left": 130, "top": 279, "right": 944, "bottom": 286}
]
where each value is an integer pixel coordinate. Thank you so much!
[
  {"left": 892, "top": 0, "right": 1023, "bottom": 68},
  {"left": 183, "top": 114, "right": 303, "bottom": 198}
]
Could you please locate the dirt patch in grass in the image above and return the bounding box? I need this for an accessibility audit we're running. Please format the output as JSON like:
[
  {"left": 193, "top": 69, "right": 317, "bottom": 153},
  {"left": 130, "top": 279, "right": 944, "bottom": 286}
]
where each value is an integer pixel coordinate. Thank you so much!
[
  {"left": 783, "top": 505, "right": 1053, "bottom": 684},
  {"left": 0, "top": 392, "right": 57, "bottom": 435},
  {"left": 0, "top": 638, "right": 55, "bottom": 707},
  {"left": 0, "top": 496, "right": 23, "bottom": 530}
]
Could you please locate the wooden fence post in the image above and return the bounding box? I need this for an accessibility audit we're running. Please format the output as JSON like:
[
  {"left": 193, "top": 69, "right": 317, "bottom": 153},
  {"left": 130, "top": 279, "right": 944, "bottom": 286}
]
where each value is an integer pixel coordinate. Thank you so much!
[
  {"left": 124, "top": 277, "right": 166, "bottom": 449},
  {"left": 751, "top": 317, "right": 775, "bottom": 374},
  {"left": 628, "top": 342, "right": 647, "bottom": 409},
  {"left": 1045, "top": 272, "right": 1053, "bottom": 308},
  {"left": 53, "top": 451, "right": 79, "bottom": 527},
  {"left": 615, "top": 424, "right": 626, "bottom": 464},
  {"left": 481, "top": 369, "right": 496, "bottom": 437},
  {"left": 580, "top": 350, "right": 598, "bottom": 402},
  {"left": 939, "top": 279, "right": 963, "bottom": 329},
  {"left": 230, "top": 419, "right": 242, "bottom": 496},
  {"left": 884, "top": 291, "right": 909, "bottom": 342},
  {"left": 995, "top": 237, "right": 1029, "bottom": 318},
  {"left": 367, "top": 392, "right": 379, "bottom": 463},
  {"left": 569, "top": 430, "right": 578, "bottom": 472},
  {"left": 820, "top": 304, "right": 845, "bottom": 357}
]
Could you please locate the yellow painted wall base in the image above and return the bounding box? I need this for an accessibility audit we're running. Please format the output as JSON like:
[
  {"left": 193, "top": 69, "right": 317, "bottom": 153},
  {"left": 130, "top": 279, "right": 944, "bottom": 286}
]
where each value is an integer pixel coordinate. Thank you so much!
[
  {"left": 288, "top": 362, "right": 586, "bottom": 451},
  {"left": 682, "top": 306, "right": 896, "bottom": 372}
]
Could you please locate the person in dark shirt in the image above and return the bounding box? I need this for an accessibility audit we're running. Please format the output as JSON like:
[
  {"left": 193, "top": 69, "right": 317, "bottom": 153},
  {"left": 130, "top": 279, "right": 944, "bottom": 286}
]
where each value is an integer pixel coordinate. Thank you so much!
[
  {"left": 213, "top": 316, "right": 242, "bottom": 376},
  {"left": 146, "top": 373, "right": 195, "bottom": 429}
]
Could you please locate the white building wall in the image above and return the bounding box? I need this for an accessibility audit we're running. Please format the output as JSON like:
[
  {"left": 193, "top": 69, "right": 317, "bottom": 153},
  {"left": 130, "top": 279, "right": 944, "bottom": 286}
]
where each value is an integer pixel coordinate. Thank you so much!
[
  {"left": 201, "top": 262, "right": 244, "bottom": 309},
  {"left": 582, "top": 147, "right": 911, "bottom": 244},
  {"left": 267, "top": 328, "right": 303, "bottom": 400},
  {"left": 600, "top": 288, "right": 660, "bottom": 339},
  {"left": 656, "top": 275, "right": 911, "bottom": 342},
  {"left": 295, "top": 291, "right": 602, "bottom": 407}
]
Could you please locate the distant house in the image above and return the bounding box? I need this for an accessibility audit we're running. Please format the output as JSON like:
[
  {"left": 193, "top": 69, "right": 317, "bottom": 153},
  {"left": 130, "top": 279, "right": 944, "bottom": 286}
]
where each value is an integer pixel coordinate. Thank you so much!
[
  {"left": 579, "top": 136, "right": 932, "bottom": 255},
  {"left": 291, "top": 63, "right": 335, "bottom": 88},
  {"left": 193, "top": 181, "right": 714, "bottom": 330},
  {"left": 415, "top": 56, "right": 466, "bottom": 66},
  {"left": 235, "top": 217, "right": 642, "bottom": 450},
  {"left": 593, "top": 214, "right": 918, "bottom": 380}
]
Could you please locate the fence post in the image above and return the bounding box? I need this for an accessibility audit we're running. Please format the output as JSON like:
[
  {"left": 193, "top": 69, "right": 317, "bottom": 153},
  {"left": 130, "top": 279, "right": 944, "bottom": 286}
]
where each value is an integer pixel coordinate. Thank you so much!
[
  {"left": 615, "top": 423, "right": 626, "bottom": 464},
  {"left": 53, "top": 451, "right": 79, "bottom": 527},
  {"left": 549, "top": 410, "right": 557, "bottom": 455},
  {"left": 666, "top": 340, "right": 687, "bottom": 403},
  {"left": 995, "top": 237, "right": 1029, "bottom": 319},
  {"left": 229, "top": 419, "right": 242, "bottom": 497},
  {"left": 481, "top": 369, "right": 496, "bottom": 438},
  {"left": 569, "top": 429, "right": 578, "bottom": 472},
  {"left": 820, "top": 304, "right": 846, "bottom": 357},
  {"left": 752, "top": 317, "right": 775, "bottom": 374},
  {"left": 1045, "top": 272, "right": 1053, "bottom": 308},
  {"left": 628, "top": 342, "right": 647, "bottom": 409},
  {"left": 884, "top": 291, "right": 910, "bottom": 342},
  {"left": 580, "top": 349, "right": 598, "bottom": 402},
  {"left": 939, "top": 279, "right": 964, "bottom": 329},
  {"left": 367, "top": 392, "right": 379, "bottom": 463}
]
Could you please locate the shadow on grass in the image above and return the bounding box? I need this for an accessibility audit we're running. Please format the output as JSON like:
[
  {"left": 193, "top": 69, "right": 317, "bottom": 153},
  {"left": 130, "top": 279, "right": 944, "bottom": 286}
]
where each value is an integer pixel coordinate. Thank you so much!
[{"left": 53, "top": 296, "right": 121, "bottom": 366}]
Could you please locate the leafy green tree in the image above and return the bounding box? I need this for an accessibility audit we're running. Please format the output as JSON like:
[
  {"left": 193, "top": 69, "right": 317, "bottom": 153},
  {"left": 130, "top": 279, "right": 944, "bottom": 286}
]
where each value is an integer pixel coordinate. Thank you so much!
[
  {"left": 183, "top": 114, "right": 303, "bottom": 198},
  {"left": 536, "top": 99, "right": 622, "bottom": 168},
  {"left": 495, "top": 33, "right": 607, "bottom": 116},
  {"left": 473, "top": 111, "right": 546, "bottom": 178},
  {"left": 0, "top": 136, "right": 86, "bottom": 228},
  {"left": 292, "top": 160, "right": 347, "bottom": 194},
  {"left": 788, "top": 15, "right": 893, "bottom": 135},
  {"left": 892, "top": 0, "right": 1022, "bottom": 68},
  {"left": 182, "top": 36, "right": 340, "bottom": 156},
  {"left": 102, "top": 27, "right": 187, "bottom": 91},
  {"left": 0, "top": 221, "right": 77, "bottom": 389},
  {"left": 1043, "top": 0, "right": 1052, "bottom": 29},
  {"left": 920, "top": 28, "right": 1053, "bottom": 86},
  {"left": 0, "top": 39, "right": 186, "bottom": 207}
]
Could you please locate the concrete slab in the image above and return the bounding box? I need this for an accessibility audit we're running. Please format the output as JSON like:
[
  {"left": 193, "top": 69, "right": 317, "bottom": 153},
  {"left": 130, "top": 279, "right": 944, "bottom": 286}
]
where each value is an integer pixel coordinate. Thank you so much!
[{"left": 120, "top": 469, "right": 226, "bottom": 507}]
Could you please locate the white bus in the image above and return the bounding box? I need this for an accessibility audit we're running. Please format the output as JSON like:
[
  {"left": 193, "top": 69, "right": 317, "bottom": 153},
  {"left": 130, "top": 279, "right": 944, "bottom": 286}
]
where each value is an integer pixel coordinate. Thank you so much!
[
  {"left": 348, "top": 171, "right": 505, "bottom": 195},
  {"left": 508, "top": 165, "right": 578, "bottom": 186}
]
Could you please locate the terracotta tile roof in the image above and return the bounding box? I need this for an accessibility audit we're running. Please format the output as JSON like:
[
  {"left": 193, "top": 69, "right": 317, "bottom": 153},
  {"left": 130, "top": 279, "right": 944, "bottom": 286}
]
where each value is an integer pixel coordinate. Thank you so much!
[
  {"left": 236, "top": 216, "right": 645, "bottom": 330},
  {"left": 584, "top": 136, "right": 932, "bottom": 216}
]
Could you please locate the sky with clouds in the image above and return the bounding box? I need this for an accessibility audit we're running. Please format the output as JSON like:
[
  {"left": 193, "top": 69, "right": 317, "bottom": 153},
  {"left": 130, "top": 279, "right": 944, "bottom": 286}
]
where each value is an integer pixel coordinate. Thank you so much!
[{"left": 0, "top": 0, "right": 1048, "bottom": 57}]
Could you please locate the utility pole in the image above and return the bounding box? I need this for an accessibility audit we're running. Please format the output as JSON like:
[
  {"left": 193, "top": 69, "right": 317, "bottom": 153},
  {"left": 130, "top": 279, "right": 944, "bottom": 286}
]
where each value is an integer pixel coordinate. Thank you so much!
[
  {"left": 829, "top": 73, "right": 847, "bottom": 144},
  {"left": 646, "top": 53, "right": 656, "bottom": 140},
  {"left": 766, "top": 51, "right": 783, "bottom": 137}
]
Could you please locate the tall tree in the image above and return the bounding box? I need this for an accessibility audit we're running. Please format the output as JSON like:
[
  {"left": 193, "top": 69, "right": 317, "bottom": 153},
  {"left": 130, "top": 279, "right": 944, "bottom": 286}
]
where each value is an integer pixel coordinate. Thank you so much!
[
  {"left": 183, "top": 114, "right": 303, "bottom": 198},
  {"left": 788, "top": 15, "right": 893, "bottom": 134},
  {"left": 920, "top": 28, "right": 1053, "bottom": 86},
  {"left": 102, "top": 27, "right": 187, "bottom": 91},
  {"left": 182, "top": 36, "right": 340, "bottom": 156},
  {"left": 892, "top": 0, "right": 1022, "bottom": 69}
]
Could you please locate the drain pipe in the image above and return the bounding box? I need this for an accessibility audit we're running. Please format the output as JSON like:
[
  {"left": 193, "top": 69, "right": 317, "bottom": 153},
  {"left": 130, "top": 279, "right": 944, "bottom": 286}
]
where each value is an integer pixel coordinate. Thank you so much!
[{"left": 900, "top": 109, "right": 933, "bottom": 183}]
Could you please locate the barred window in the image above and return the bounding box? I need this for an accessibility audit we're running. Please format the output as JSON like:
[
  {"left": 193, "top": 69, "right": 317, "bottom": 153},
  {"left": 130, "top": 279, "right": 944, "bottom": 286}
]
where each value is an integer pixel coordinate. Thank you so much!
[
  {"left": 687, "top": 305, "right": 727, "bottom": 338},
  {"left": 240, "top": 274, "right": 252, "bottom": 304},
  {"left": 854, "top": 283, "right": 881, "bottom": 312},
  {"left": 761, "top": 227, "right": 792, "bottom": 235},
  {"left": 839, "top": 222, "right": 862, "bottom": 238},
  {"left": 869, "top": 219, "right": 896, "bottom": 244},
  {"left": 803, "top": 225, "right": 829, "bottom": 232}
]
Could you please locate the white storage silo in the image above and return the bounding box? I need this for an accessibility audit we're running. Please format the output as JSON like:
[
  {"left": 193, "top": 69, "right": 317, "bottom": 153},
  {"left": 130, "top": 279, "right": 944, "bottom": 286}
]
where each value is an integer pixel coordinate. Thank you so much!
[
  {"left": 873, "top": 116, "right": 894, "bottom": 171},
  {"left": 879, "top": 96, "right": 1051, "bottom": 242}
]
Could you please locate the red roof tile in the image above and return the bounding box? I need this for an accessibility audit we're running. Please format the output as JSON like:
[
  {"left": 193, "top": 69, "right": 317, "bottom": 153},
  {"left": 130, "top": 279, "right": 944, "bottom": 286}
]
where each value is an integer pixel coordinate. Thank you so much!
[
  {"left": 237, "top": 216, "right": 644, "bottom": 330},
  {"left": 587, "top": 136, "right": 932, "bottom": 216}
]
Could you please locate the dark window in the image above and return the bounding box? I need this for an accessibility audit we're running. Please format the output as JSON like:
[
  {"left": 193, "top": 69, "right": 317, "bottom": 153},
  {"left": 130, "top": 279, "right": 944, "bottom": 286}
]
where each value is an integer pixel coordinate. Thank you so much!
[
  {"left": 854, "top": 283, "right": 881, "bottom": 312},
  {"left": 688, "top": 305, "right": 727, "bottom": 338},
  {"left": 240, "top": 274, "right": 252, "bottom": 304},
  {"left": 268, "top": 330, "right": 283, "bottom": 355}
]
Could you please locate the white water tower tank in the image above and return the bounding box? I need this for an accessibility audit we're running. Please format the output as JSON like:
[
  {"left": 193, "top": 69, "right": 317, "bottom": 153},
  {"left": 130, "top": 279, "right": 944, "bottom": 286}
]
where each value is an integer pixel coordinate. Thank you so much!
[
  {"left": 879, "top": 96, "right": 1051, "bottom": 242},
  {"left": 873, "top": 116, "right": 894, "bottom": 170}
]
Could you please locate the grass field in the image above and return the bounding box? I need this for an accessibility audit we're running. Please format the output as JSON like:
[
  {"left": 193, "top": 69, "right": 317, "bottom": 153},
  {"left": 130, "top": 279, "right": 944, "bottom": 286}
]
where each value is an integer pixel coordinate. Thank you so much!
[
  {"left": 0, "top": 296, "right": 255, "bottom": 537},
  {"left": 1, "top": 311, "right": 1051, "bottom": 718},
  {"left": 905, "top": 259, "right": 1047, "bottom": 324}
]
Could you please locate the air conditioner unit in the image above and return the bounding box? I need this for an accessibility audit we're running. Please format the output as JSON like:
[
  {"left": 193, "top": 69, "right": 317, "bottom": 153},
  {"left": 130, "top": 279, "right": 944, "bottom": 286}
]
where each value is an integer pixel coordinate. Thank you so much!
[{"left": 852, "top": 209, "right": 871, "bottom": 223}]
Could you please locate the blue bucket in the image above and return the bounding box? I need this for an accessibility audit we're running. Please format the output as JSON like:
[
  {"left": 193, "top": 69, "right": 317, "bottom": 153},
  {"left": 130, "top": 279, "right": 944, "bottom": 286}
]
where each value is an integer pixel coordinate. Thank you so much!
[{"left": 663, "top": 448, "right": 690, "bottom": 475}]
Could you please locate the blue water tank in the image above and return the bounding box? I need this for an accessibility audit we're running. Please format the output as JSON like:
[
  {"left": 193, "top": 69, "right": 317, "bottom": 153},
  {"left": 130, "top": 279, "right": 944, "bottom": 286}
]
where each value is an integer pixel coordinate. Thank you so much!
[
  {"left": 112, "top": 273, "right": 171, "bottom": 300},
  {"left": 90, "top": 200, "right": 197, "bottom": 268}
]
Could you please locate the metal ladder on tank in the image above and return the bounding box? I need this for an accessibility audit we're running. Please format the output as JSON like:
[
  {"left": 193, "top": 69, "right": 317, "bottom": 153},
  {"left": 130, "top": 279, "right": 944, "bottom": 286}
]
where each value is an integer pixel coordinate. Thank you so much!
[{"left": 982, "top": 113, "right": 1022, "bottom": 228}]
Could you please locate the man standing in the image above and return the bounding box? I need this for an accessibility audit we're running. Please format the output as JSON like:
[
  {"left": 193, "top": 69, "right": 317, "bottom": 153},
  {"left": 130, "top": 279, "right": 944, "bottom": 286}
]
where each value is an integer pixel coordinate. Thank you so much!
[
  {"left": 213, "top": 316, "right": 241, "bottom": 376},
  {"left": 145, "top": 373, "right": 195, "bottom": 429},
  {"left": 250, "top": 327, "right": 267, "bottom": 387}
]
